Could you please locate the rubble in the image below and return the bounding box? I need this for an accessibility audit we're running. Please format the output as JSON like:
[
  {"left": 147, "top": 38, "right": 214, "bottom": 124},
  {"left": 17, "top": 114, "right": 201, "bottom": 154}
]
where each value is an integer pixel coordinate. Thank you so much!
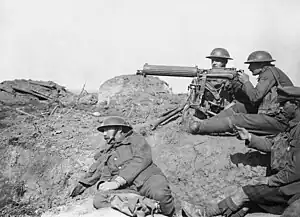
[{"left": 0, "top": 79, "right": 70, "bottom": 105}]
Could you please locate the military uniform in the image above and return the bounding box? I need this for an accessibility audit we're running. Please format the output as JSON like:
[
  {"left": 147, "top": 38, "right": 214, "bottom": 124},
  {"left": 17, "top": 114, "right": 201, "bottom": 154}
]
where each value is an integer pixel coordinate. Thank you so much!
[
  {"left": 78, "top": 130, "right": 175, "bottom": 216},
  {"left": 182, "top": 86, "right": 300, "bottom": 217},
  {"left": 241, "top": 119, "right": 300, "bottom": 214},
  {"left": 189, "top": 51, "right": 293, "bottom": 136}
]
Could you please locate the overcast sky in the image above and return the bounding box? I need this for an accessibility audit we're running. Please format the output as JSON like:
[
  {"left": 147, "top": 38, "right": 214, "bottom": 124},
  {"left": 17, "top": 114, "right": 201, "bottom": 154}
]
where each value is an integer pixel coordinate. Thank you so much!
[{"left": 0, "top": 0, "right": 299, "bottom": 93}]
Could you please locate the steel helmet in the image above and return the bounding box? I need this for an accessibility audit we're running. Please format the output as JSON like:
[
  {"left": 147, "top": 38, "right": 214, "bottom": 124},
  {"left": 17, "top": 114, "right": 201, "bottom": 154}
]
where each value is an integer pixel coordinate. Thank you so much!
[
  {"left": 244, "top": 51, "right": 275, "bottom": 64},
  {"left": 97, "top": 116, "right": 132, "bottom": 132},
  {"left": 206, "top": 48, "right": 233, "bottom": 60}
]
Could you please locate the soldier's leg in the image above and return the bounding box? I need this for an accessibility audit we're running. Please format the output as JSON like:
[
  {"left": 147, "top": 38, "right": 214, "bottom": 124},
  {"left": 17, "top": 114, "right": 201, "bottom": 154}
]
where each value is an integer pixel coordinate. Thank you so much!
[
  {"left": 214, "top": 101, "right": 248, "bottom": 118},
  {"left": 230, "top": 114, "right": 287, "bottom": 135},
  {"left": 182, "top": 184, "right": 291, "bottom": 217},
  {"left": 138, "top": 174, "right": 175, "bottom": 217},
  {"left": 242, "top": 184, "right": 290, "bottom": 214},
  {"left": 189, "top": 113, "right": 287, "bottom": 135},
  {"left": 183, "top": 102, "right": 250, "bottom": 131},
  {"left": 181, "top": 187, "right": 249, "bottom": 217}
]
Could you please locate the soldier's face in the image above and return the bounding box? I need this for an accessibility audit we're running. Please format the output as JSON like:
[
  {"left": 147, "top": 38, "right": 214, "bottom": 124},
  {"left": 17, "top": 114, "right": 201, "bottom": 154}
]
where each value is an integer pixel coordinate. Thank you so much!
[
  {"left": 248, "top": 63, "right": 263, "bottom": 75},
  {"left": 281, "top": 101, "right": 298, "bottom": 119},
  {"left": 103, "top": 127, "right": 118, "bottom": 141},
  {"left": 211, "top": 58, "right": 227, "bottom": 68}
]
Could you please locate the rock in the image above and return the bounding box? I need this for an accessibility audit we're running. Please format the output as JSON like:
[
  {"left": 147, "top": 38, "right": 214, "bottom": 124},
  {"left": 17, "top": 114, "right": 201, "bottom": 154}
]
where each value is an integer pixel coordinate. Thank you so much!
[
  {"left": 96, "top": 74, "right": 172, "bottom": 107},
  {"left": 78, "top": 94, "right": 98, "bottom": 105},
  {"left": 0, "top": 79, "right": 72, "bottom": 105},
  {"left": 92, "top": 112, "right": 101, "bottom": 117}
]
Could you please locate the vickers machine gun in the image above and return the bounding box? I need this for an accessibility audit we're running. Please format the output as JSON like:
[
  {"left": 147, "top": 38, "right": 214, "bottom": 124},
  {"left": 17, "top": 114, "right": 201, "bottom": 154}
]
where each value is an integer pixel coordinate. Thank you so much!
[{"left": 136, "top": 63, "right": 245, "bottom": 130}]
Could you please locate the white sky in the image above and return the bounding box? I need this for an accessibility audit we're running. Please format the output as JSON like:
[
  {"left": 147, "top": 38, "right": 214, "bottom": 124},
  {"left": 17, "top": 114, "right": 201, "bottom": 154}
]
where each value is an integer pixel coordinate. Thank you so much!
[{"left": 0, "top": 0, "right": 300, "bottom": 93}]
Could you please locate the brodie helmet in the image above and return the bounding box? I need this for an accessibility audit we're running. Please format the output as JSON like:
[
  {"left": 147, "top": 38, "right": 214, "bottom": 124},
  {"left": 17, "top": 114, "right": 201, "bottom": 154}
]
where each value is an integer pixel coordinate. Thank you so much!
[
  {"left": 97, "top": 116, "right": 132, "bottom": 132},
  {"left": 206, "top": 48, "right": 233, "bottom": 60}
]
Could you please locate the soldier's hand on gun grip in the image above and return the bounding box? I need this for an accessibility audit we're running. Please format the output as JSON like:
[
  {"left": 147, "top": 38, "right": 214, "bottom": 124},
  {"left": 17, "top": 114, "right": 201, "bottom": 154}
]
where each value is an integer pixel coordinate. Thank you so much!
[
  {"left": 237, "top": 71, "right": 250, "bottom": 83},
  {"left": 70, "top": 183, "right": 87, "bottom": 198},
  {"left": 98, "top": 181, "right": 120, "bottom": 191},
  {"left": 233, "top": 125, "right": 251, "bottom": 141}
]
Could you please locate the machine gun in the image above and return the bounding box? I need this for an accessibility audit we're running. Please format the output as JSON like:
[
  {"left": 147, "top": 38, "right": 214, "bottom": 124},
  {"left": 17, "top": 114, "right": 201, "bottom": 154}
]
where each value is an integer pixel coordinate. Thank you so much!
[{"left": 136, "top": 63, "right": 245, "bottom": 130}]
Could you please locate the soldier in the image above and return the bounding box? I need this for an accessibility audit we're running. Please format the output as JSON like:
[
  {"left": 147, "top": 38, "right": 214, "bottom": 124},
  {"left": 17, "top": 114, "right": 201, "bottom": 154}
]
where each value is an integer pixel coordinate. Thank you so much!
[
  {"left": 187, "top": 50, "right": 294, "bottom": 135},
  {"left": 70, "top": 116, "right": 175, "bottom": 217},
  {"left": 181, "top": 86, "right": 300, "bottom": 217},
  {"left": 282, "top": 198, "right": 300, "bottom": 217},
  {"left": 206, "top": 48, "right": 233, "bottom": 68},
  {"left": 204, "top": 48, "right": 234, "bottom": 88}
]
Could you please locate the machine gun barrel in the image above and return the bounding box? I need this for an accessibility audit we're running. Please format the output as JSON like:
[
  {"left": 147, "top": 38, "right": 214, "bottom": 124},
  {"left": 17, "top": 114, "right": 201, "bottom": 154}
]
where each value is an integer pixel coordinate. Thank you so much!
[
  {"left": 137, "top": 63, "right": 236, "bottom": 79},
  {"left": 138, "top": 64, "right": 198, "bottom": 77}
]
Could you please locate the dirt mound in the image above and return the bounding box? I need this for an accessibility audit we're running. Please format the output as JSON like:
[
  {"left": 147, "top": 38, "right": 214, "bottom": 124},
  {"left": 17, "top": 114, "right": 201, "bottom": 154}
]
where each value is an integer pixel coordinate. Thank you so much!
[
  {"left": 95, "top": 75, "right": 184, "bottom": 126},
  {"left": 0, "top": 79, "right": 72, "bottom": 105},
  {"left": 0, "top": 75, "right": 279, "bottom": 217},
  {"left": 97, "top": 74, "right": 172, "bottom": 105}
]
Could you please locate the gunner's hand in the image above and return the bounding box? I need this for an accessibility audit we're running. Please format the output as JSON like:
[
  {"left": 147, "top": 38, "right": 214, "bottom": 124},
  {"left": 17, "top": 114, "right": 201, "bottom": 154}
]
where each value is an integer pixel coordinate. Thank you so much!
[
  {"left": 238, "top": 71, "right": 250, "bottom": 83},
  {"left": 233, "top": 125, "right": 251, "bottom": 141}
]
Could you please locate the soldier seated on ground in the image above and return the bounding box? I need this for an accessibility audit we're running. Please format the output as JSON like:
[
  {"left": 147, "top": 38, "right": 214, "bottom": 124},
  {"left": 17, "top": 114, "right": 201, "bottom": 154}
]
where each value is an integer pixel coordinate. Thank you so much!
[
  {"left": 70, "top": 116, "right": 175, "bottom": 217},
  {"left": 182, "top": 86, "right": 300, "bottom": 217},
  {"left": 186, "top": 50, "right": 294, "bottom": 136}
]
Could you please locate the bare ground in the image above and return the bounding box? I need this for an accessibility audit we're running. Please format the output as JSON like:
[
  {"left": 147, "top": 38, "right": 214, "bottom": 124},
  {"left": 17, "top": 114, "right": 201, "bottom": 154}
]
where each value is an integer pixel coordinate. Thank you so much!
[{"left": 0, "top": 75, "right": 278, "bottom": 217}]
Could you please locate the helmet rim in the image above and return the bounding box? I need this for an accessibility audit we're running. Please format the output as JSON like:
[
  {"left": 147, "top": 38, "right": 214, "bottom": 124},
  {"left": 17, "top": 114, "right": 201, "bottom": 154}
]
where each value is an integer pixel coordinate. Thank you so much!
[
  {"left": 206, "top": 48, "right": 233, "bottom": 60},
  {"left": 206, "top": 55, "right": 233, "bottom": 60},
  {"left": 244, "top": 51, "right": 275, "bottom": 64},
  {"left": 97, "top": 116, "right": 132, "bottom": 132},
  {"left": 244, "top": 59, "right": 275, "bottom": 64}
]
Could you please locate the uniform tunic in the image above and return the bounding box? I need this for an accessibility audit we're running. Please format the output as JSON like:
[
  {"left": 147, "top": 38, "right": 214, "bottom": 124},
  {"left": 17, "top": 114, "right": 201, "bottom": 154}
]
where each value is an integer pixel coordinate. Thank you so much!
[
  {"left": 242, "top": 66, "right": 293, "bottom": 114},
  {"left": 242, "top": 116, "right": 300, "bottom": 214},
  {"left": 78, "top": 131, "right": 175, "bottom": 216}
]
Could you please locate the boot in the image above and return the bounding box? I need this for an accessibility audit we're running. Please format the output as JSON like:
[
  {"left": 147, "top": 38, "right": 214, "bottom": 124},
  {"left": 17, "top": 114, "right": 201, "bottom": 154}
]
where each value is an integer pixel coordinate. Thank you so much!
[
  {"left": 230, "top": 207, "right": 249, "bottom": 217},
  {"left": 181, "top": 200, "right": 222, "bottom": 217},
  {"left": 187, "top": 120, "right": 202, "bottom": 134},
  {"left": 181, "top": 197, "right": 243, "bottom": 217},
  {"left": 217, "top": 197, "right": 241, "bottom": 217},
  {"left": 182, "top": 109, "right": 200, "bottom": 133}
]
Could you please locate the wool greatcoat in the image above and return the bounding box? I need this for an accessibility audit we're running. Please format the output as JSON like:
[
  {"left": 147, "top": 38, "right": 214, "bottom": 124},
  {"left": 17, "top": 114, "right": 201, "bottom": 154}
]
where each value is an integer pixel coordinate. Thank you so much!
[{"left": 78, "top": 130, "right": 175, "bottom": 216}]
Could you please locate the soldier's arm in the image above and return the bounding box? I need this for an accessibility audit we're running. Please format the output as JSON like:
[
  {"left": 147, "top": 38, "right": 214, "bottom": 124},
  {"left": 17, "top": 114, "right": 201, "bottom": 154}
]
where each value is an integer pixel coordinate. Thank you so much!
[
  {"left": 78, "top": 152, "right": 104, "bottom": 187},
  {"left": 118, "top": 136, "right": 152, "bottom": 185},
  {"left": 242, "top": 71, "right": 276, "bottom": 104},
  {"left": 268, "top": 150, "right": 300, "bottom": 186},
  {"left": 246, "top": 134, "right": 273, "bottom": 153}
]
